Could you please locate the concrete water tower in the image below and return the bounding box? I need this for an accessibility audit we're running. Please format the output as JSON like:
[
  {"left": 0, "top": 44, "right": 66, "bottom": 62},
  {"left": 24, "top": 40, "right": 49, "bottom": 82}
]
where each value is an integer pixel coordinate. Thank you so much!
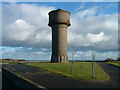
[{"left": 48, "top": 9, "right": 71, "bottom": 63}]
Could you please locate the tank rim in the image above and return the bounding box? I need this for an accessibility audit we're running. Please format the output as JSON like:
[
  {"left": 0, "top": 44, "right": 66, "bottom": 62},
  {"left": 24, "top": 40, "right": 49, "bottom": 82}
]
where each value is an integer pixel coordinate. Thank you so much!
[{"left": 48, "top": 9, "right": 71, "bottom": 15}]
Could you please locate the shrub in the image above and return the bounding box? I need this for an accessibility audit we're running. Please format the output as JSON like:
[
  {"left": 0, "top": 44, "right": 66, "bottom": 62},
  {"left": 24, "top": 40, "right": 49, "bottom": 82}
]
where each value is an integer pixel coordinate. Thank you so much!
[{"left": 105, "top": 58, "right": 114, "bottom": 62}]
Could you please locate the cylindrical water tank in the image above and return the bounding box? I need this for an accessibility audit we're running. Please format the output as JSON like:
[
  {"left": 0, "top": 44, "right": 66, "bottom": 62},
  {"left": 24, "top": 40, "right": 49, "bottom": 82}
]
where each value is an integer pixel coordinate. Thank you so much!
[{"left": 48, "top": 9, "right": 71, "bottom": 27}]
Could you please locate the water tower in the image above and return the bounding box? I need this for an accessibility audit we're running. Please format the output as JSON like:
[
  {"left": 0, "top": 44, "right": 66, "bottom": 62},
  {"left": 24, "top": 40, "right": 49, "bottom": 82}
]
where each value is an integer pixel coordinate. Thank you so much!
[{"left": 48, "top": 9, "right": 71, "bottom": 62}]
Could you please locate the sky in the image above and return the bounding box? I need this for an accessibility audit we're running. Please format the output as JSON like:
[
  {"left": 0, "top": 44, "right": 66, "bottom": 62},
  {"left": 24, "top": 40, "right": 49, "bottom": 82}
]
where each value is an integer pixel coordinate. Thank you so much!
[
  {"left": 1, "top": 0, "right": 120, "bottom": 2},
  {"left": 1, "top": 1, "right": 119, "bottom": 61}
]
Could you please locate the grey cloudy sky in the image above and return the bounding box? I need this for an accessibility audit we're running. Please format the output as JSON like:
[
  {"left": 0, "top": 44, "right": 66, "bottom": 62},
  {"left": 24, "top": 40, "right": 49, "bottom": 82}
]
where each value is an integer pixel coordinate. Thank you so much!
[{"left": 1, "top": 2, "right": 119, "bottom": 60}]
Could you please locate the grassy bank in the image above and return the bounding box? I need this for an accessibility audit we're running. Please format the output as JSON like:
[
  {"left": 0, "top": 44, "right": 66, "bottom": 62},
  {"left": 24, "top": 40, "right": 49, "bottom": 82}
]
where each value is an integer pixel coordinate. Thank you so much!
[
  {"left": 107, "top": 62, "right": 120, "bottom": 67},
  {"left": 9, "top": 62, "right": 20, "bottom": 64},
  {"left": 26, "top": 62, "right": 108, "bottom": 81}
]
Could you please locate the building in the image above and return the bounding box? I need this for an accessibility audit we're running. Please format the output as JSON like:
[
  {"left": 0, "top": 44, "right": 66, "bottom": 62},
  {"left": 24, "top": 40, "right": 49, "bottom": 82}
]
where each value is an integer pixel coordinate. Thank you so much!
[{"left": 48, "top": 9, "right": 71, "bottom": 63}]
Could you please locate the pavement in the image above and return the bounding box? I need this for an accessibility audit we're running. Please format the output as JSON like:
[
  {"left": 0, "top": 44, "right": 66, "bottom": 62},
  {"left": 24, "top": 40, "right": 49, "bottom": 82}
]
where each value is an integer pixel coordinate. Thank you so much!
[
  {"left": 97, "top": 62, "right": 119, "bottom": 84},
  {"left": 1, "top": 67, "right": 19, "bottom": 89},
  {"left": 2, "top": 74, "right": 19, "bottom": 89},
  {"left": 2, "top": 62, "right": 120, "bottom": 89}
]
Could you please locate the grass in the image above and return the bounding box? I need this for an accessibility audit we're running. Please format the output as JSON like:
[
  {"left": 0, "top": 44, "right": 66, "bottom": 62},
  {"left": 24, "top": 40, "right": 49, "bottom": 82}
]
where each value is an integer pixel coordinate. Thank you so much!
[
  {"left": 9, "top": 62, "right": 20, "bottom": 65},
  {"left": 107, "top": 62, "right": 120, "bottom": 67},
  {"left": 26, "top": 62, "right": 109, "bottom": 81}
]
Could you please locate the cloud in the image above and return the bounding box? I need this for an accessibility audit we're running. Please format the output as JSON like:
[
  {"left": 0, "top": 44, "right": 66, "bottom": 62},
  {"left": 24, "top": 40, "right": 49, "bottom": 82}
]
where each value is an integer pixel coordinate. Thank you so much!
[
  {"left": 4, "top": 19, "right": 36, "bottom": 41},
  {"left": 68, "top": 7, "right": 118, "bottom": 52},
  {"left": 75, "top": 3, "right": 85, "bottom": 11},
  {"left": 2, "top": 0, "right": 120, "bottom": 2},
  {"left": 2, "top": 46, "right": 51, "bottom": 60},
  {"left": 3, "top": 3, "right": 118, "bottom": 51},
  {"left": 87, "top": 32, "right": 109, "bottom": 43},
  {"left": 0, "top": 2, "right": 2, "bottom": 45},
  {"left": 74, "top": 7, "right": 97, "bottom": 18},
  {"left": 2, "top": 3, "right": 54, "bottom": 48},
  {"left": 2, "top": 2, "right": 118, "bottom": 60}
]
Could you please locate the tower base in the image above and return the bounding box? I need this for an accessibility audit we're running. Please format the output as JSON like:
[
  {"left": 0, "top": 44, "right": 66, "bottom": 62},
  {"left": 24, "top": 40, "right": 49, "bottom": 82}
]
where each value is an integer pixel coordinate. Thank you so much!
[{"left": 51, "top": 55, "right": 69, "bottom": 63}]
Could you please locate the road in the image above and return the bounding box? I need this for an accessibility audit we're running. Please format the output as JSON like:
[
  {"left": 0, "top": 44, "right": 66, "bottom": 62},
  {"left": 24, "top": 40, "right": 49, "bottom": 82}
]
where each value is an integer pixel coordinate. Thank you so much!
[
  {"left": 2, "top": 74, "right": 19, "bottom": 89},
  {"left": 97, "top": 62, "right": 119, "bottom": 88},
  {"left": 2, "top": 62, "right": 120, "bottom": 89},
  {"left": 1, "top": 66, "right": 19, "bottom": 89},
  {"left": 97, "top": 62, "right": 119, "bottom": 83},
  {"left": 0, "top": 71, "right": 2, "bottom": 89}
]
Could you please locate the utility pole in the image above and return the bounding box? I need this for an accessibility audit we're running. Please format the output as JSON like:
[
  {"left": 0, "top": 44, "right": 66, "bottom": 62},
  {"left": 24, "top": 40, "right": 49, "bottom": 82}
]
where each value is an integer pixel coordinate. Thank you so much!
[
  {"left": 81, "top": 52, "right": 84, "bottom": 68},
  {"left": 71, "top": 51, "right": 76, "bottom": 75},
  {"left": 92, "top": 45, "right": 96, "bottom": 78}
]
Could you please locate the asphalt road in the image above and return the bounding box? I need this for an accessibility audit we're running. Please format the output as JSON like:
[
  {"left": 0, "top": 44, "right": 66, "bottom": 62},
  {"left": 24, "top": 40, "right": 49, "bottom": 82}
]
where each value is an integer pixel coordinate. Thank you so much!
[
  {"left": 0, "top": 71, "right": 2, "bottom": 89},
  {"left": 2, "top": 62, "right": 120, "bottom": 89},
  {"left": 1, "top": 68, "right": 19, "bottom": 89},
  {"left": 2, "top": 74, "right": 19, "bottom": 89},
  {"left": 97, "top": 62, "right": 119, "bottom": 83}
]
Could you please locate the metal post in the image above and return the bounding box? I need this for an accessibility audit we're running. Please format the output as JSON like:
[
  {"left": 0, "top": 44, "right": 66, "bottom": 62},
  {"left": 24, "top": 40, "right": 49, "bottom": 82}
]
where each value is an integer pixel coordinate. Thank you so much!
[
  {"left": 71, "top": 51, "right": 76, "bottom": 75},
  {"left": 92, "top": 48, "right": 96, "bottom": 78},
  {"left": 81, "top": 53, "right": 83, "bottom": 68},
  {"left": 90, "top": 34, "right": 97, "bottom": 79},
  {"left": 71, "top": 52, "right": 74, "bottom": 75}
]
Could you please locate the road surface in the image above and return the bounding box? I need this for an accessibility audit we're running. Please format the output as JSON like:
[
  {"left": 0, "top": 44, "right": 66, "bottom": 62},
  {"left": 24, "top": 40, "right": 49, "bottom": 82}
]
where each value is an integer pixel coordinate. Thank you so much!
[
  {"left": 2, "top": 62, "right": 120, "bottom": 89},
  {"left": 2, "top": 74, "right": 18, "bottom": 89}
]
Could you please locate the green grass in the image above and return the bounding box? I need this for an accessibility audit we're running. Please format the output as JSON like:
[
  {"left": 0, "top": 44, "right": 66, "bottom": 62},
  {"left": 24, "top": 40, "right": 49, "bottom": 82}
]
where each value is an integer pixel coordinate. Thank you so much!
[
  {"left": 26, "top": 62, "right": 109, "bottom": 81},
  {"left": 9, "top": 62, "right": 20, "bottom": 64},
  {"left": 107, "top": 62, "right": 120, "bottom": 67}
]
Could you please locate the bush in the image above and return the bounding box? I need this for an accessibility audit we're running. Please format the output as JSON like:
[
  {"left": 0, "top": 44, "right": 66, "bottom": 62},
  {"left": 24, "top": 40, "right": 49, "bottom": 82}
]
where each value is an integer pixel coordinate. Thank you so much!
[
  {"left": 117, "top": 57, "right": 120, "bottom": 61},
  {"left": 105, "top": 58, "right": 114, "bottom": 62}
]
